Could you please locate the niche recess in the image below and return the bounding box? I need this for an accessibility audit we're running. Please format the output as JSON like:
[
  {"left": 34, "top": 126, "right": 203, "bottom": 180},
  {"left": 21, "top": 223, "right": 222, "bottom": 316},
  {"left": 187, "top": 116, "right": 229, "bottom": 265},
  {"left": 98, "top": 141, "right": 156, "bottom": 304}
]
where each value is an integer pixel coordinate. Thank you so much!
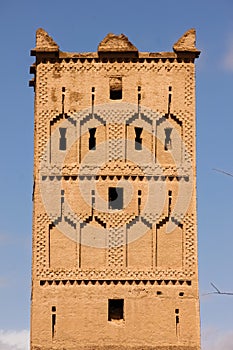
[
  {"left": 109, "top": 77, "right": 122, "bottom": 100},
  {"left": 108, "top": 299, "right": 124, "bottom": 321}
]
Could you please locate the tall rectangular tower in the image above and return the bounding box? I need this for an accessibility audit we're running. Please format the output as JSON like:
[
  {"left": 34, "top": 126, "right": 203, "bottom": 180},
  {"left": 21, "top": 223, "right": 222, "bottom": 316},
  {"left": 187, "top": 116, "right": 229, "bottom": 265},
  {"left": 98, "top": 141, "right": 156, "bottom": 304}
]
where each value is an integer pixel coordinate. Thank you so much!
[{"left": 30, "top": 29, "right": 200, "bottom": 349}]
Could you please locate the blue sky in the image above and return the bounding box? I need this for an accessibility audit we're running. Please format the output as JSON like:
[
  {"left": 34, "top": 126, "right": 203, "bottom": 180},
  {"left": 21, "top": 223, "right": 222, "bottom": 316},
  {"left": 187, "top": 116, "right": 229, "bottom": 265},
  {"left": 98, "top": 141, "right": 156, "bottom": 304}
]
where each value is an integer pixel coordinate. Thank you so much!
[{"left": 0, "top": 0, "right": 233, "bottom": 349}]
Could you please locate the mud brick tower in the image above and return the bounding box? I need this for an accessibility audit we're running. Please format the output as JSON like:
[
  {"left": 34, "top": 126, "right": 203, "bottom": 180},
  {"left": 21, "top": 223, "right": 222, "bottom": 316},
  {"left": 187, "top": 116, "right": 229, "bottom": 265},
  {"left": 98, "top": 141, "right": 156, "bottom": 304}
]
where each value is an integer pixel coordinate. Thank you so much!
[{"left": 29, "top": 28, "right": 201, "bottom": 349}]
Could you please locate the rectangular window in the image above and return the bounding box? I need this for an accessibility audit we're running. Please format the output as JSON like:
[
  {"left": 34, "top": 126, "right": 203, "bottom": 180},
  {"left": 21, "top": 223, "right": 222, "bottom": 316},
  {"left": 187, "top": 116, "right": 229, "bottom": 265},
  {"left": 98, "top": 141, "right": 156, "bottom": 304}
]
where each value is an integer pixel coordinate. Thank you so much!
[
  {"left": 89, "top": 128, "right": 96, "bottom": 150},
  {"left": 135, "top": 127, "right": 142, "bottom": 150},
  {"left": 168, "top": 190, "right": 172, "bottom": 215},
  {"left": 164, "top": 127, "right": 172, "bottom": 150},
  {"left": 59, "top": 128, "right": 67, "bottom": 150},
  {"left": 175, "top": 308, "right": 180, "bottom": 337},
  {"left": 108, "top": 187, "right": 123, "bottom": 210},
  {"left": 109, "top": 77, "right": 122, "bottom": 100},
  {"left": 108, "top": 299, "right": 124, "bottom": 321},
  {"left": 51, "top": 306, "right": 56, "bottom": 338}
]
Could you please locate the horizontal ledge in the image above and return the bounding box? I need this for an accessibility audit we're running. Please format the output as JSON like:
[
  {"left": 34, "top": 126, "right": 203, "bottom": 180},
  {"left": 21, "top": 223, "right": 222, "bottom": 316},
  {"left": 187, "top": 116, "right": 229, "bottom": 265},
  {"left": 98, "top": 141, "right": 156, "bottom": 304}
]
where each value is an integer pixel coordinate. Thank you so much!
[
  {"left": 39, "top": 279, "right": 192, "bottom": 286},
  {"left": 41, "top": 175, "right": 190, "bottom": 182},
  {"left": 30, "top": 53, "right": 196, "bottom": 64}
]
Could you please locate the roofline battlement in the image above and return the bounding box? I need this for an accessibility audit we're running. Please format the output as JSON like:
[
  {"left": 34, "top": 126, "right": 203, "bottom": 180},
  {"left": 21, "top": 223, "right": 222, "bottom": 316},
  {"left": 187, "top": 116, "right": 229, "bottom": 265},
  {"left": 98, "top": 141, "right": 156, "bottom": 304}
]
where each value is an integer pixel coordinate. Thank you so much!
[{"left": 30, "top": 28, "right": 200, "bottom": 59}]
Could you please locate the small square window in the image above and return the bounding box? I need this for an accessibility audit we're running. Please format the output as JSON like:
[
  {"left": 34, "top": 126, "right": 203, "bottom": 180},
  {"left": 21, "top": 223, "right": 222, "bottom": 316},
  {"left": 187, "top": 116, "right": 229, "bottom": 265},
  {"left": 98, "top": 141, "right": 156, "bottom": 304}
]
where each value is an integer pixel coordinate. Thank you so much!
[
  {"left": 109, "top": 187, "right": 123, "bottom": 210},
  {"left": 108, "top": 299, "right": 124, "bottom": 321}
]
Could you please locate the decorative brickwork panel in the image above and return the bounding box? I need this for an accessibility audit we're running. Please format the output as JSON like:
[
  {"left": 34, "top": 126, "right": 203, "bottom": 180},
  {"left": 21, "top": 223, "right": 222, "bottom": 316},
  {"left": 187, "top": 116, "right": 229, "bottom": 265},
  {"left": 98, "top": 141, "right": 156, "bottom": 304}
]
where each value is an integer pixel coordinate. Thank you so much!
[
  {"left": 108, "top": 227, "right": 125, "bottom": 269},
  {"left": 108, "top": 124, "right": 125, "bottom": 161}
]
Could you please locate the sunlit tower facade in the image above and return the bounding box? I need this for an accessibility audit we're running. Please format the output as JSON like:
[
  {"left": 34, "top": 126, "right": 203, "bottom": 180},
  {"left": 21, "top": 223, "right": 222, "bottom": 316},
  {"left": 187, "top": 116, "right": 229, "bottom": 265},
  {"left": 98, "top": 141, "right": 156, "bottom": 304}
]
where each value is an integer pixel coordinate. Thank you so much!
[{"left": 30, "top": 28, "right": 200, "bottom": 349}]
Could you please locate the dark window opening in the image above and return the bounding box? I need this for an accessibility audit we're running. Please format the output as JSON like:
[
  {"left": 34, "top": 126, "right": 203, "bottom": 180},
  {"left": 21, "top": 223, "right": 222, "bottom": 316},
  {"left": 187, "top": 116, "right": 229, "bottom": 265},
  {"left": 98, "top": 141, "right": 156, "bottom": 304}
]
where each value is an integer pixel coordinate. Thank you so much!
[
  {"left": 138, "top": 190, "right": 142, "bottom": 214},
  {"left": 91, "top": 87, "right": 95, "bottom": 115},
  {"left": 62, "top": 87, "right": 65, "bottom": 114},
  {"left": 108, "top": 299, "right": 124, "bottom": 321},
  {"left": 91, "top": 190, "right": 95, "bottom": 208},
  {"left": 110, "top": 77, "right": 122, "bottom": 100},
  {"left": 135, "top": 127, "right": 143, "bottom": 150},
  {"left": 138, "top": 86, "right": 141, "bottom": 102},
  {"left": 168, "top": 190, "right": 172, "bottom": 215},
  {"left": 110, "top": 89, "right": 122, "bottom": 100},
  {"left": 175, "top": 308, "right": 180, "bottom": 336},
  {"left": 51, "top": 306, "right": 56, "bottom": 338},
  {"left": 92, "top": 87, "right": 95, "bottom": 102},
  {"left": 52, "top": 314, "right": 56, "bottom": 337},
  {"left": 59, "top": 128, "right": 67, "bottom": 150},
  {"left": 168, "top": 86, "right": 172, "bottom": 104},
  {"left": 109, "top": 187, "right": 123, "bottom": 210},
  {"left": 168, "top": 86, "right": 172, "bottom": 114},
  {"left": 164, "top": 127, "right": 172, "bottom": 150},
  {"left": 175, "top": 309, "right": 180, "bottom": 325},
  {"left": 61, "top": 190, "right": 65, "bottom": 205},
  {"left": 89, "top": 128, "right": 96, "bottom": 150}
]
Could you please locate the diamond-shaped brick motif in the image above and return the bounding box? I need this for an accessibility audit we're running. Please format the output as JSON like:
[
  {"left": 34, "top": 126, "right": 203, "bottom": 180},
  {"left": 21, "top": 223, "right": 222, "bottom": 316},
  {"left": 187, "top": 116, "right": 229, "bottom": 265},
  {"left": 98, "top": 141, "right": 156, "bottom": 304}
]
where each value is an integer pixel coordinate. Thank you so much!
[
  {"left": 108, "top": 227, "right": 124, "bottom": 269},
  {"left": 108, "top": 124, "right": 124, "bottom": 160},
  {"left": 184, "top": 214, "right": 196, "bottom": 271},
  {"left": 36, "top": 214, "right": 50, "bottom": 275}
]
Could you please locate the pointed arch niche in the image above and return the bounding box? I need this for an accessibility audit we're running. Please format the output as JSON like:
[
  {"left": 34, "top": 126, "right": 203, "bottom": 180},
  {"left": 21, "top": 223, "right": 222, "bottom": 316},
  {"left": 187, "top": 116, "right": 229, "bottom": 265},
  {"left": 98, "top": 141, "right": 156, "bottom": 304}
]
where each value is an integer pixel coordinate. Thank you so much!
[
  {"left": 50, "top": 113, "right": 77, "bottom": 166},
  {"left": 125, "top": 113, "right": 153, "bottom": 164},
  {"left": 48, "top": 223, "right": 77, "bottom": 269},
  {"left": 156, "top": 218, "right": 183, "bottom": 269},
  {"left": 155, "top": 114, "right": 183, "bottom": 166},
  {"left": 79, "top": 113, "right": 106, "bottom": 165},
  {"left": 126, "top": 220, "right": 153, "bottom": 270},
  {"left": 79, "top": 222, "right": 107, "bottom": 269}
]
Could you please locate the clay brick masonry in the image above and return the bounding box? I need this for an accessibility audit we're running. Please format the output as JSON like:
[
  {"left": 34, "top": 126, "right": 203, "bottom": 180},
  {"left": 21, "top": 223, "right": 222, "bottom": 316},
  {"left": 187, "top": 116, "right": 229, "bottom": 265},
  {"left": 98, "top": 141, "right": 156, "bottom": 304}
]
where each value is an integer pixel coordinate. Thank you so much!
[{"left": 29, "top": 29, "right": 201, "bottom": 349}]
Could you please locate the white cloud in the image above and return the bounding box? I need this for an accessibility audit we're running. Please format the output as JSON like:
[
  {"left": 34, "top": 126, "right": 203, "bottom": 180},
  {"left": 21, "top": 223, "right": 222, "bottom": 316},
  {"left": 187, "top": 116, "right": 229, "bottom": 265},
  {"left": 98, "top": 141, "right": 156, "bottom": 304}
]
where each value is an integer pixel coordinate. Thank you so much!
[
  {"left": 223, "top": 38, "right": 233, "bottom": 71},
  {"left": 0, "top": 330, "right": 29, "bottom": 350},
  {"left": 202, "top": 327, "right": 233, "bottom": 350}
]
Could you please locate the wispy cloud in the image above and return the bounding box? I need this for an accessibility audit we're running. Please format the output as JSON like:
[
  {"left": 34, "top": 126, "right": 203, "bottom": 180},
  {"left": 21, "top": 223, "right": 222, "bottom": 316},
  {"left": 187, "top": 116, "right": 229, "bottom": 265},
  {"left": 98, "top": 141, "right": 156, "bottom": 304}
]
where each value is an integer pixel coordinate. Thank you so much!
[
  {"left": 202, "top": 327, "right": 233, "bottom": 350},
  {"left": 223, "top": 36, "right": 233, "bottom": 71},
  {"left": 0, "top": 330, "right": 29, "bottom": 350}
]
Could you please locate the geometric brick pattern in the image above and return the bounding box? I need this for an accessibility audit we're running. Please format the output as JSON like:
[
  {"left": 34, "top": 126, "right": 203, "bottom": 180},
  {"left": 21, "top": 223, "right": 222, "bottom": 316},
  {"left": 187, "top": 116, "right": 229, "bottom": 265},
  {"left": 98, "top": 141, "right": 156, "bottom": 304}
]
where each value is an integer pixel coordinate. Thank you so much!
[
  {"left": 108, "top": 227, "right": 125, "bottom": 269},
  {"left": 30, "top": 29, "right": 201, "bottom": 349}
]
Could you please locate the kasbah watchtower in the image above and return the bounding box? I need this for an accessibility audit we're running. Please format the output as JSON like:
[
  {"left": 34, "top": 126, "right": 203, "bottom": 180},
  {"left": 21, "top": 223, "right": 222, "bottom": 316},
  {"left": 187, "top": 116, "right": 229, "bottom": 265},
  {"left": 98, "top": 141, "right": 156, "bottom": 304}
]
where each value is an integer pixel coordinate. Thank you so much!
[{"left": 29, "top": 28, "right": 201, "bottom": 350}]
